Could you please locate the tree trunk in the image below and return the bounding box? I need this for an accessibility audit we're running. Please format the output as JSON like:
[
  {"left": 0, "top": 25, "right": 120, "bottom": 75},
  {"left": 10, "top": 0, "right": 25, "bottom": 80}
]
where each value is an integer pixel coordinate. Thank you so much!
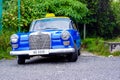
[{"left": 83, "top": 24, "right": 86, "bottom": 39}]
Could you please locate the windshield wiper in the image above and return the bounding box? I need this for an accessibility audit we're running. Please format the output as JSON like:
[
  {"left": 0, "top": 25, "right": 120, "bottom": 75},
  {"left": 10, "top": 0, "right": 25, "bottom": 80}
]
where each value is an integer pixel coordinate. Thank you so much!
[{"left": 43, "top": 28, "right": 58, "bottom": 30}]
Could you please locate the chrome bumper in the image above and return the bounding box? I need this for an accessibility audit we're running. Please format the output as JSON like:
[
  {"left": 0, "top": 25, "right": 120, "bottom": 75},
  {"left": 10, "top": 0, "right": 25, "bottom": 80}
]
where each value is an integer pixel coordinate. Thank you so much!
[{"left": 10, "top": 48, "right": 75, "bottom": 56}]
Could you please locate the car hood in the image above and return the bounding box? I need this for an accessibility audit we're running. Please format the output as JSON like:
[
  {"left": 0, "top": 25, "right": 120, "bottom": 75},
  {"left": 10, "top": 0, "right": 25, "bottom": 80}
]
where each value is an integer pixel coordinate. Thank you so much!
[
  {"left": 17, "top": 29, "right": 74, "bottom": 38},
  {"left": 29, "top": 30, "right": 66, "bottom": 35}
]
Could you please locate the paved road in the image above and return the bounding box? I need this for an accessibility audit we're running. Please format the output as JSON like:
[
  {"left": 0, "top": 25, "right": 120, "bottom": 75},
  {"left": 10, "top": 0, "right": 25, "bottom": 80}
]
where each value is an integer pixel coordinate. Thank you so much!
[{"left": 0, "top": 52, "right": 120, "bottom": 80}]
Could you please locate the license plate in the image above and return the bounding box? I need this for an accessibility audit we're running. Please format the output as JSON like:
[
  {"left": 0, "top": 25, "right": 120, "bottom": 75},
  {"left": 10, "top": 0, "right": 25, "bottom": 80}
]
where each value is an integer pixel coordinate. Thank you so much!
[{"left": 33, "top": 50, "right": 49, "bottom": 55}]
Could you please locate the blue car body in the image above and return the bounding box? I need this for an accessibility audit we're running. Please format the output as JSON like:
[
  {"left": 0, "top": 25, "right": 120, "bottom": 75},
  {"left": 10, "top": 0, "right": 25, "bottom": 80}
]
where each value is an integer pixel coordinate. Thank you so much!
[{"left": 10, "top": 17, "right": 81, "bottom": 63}]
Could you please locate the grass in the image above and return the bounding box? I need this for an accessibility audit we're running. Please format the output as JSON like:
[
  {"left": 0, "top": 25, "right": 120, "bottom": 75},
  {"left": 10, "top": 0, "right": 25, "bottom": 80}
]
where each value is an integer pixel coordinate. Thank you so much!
[
  {"left": 0, "top": 30, "right": 16, "bottom": 60},
  {"left": 82, "top": 38, "right": 120, "bottom": 57},
  {"left": 107, "top": 37, "right": 120, "bottom": 42},
  {"left": 0, "top": 51, "right": 15, "bottom": 60}
]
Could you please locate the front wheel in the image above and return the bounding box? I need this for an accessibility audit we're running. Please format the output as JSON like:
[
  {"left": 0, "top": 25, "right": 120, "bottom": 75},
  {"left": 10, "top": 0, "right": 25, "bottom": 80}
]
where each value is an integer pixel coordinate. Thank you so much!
[
  {"left": 67, "top": 52, "right": 78, "bottom": 62},
  {"left": 17, "top": 56, "right": 25, "bottom": 64},
  {"left": 67, "top": 44, "right": 78, "bottom": 62}
]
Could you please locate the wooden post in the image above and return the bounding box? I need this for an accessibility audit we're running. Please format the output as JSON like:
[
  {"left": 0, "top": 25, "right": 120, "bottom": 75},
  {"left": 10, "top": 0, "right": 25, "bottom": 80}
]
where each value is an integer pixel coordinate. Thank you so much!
[
  {"left": 0, "top": 0, "right": 2, "bottom": 35},
  {"left": 18, "top": 0, "right": 21, "bottom": 32},
  {"left": 83, "top": 24, "right": 86, "bottom": 39}
]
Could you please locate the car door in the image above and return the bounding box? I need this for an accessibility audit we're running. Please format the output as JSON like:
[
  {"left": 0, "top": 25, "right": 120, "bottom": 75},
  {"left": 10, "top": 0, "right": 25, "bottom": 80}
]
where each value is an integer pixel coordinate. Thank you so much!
[{"left": 70, "top": 21, "right": 81, "bottom": 49}]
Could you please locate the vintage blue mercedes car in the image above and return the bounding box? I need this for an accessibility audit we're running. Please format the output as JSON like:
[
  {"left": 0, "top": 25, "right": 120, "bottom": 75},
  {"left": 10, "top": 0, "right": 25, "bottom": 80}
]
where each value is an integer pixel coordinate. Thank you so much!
[{"left": 10, "top": 14, "right": 81, "bottom": 64}]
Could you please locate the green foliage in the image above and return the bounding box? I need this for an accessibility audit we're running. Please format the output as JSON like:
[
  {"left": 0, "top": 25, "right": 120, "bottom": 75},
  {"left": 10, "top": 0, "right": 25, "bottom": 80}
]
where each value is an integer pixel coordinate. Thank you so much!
[
  {"left": 107, "top": 37, "right": 120, "bottom": 42},
  {"left": 79, "top": 0, "right": 98, "bottom": 24},
  {"left": 82, "top": 38, "right": 120, "bottom": 56},
  {"left": 96, "top": 0, "right": 116, "bottom": 38},
  {"left": 111, "top": 1, "right": 120, "bottom": 25},
  {"left": 0, "top": 30, "right": 15, "bottom": 59},
  {"left": 0, "top": 51, "right": 14, "bottom": 60},
  {"left": 111, "top": 1, "right": 120, "bottom": 35},
  {"left": 3, "top": 0, "right": 88, "bottom": 31},
  {"left": 78, "top": 0, "right": 117, "bottom": 39}
]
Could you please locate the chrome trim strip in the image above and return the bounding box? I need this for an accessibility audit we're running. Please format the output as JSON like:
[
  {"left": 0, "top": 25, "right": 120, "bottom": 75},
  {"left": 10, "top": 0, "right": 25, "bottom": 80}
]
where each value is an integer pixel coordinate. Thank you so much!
[
  {"left": 10, "top": 48, "right": 75, "bottom": 56},
  {"left": 29, "top": 31, "right": 51, "bottom": 36}
]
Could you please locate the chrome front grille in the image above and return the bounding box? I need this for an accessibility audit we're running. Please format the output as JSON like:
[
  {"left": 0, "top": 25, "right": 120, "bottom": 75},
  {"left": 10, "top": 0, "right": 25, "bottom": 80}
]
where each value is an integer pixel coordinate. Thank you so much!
[{"left": 29, "top": 33, "right": 50, "bottom": 50}]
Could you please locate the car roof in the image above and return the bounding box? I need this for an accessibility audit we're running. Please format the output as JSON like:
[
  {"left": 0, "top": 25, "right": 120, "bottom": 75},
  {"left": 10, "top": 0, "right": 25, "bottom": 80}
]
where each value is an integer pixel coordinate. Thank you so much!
[{"left": 33, "top": 17, "right": 70, "bottom": 21}]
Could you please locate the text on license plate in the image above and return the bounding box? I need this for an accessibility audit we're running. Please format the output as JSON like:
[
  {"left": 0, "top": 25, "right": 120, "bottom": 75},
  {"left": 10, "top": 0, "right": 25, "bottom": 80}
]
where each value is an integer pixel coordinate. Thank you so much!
[{"left": 33, "top": 50, "right": 49, "bottom": 54}]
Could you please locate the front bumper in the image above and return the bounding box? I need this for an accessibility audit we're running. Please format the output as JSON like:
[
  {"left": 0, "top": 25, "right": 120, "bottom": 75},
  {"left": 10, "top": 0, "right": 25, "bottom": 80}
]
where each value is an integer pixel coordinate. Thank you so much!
[{"left": 10, "top": 48, "right": 75, "bottom": 56}]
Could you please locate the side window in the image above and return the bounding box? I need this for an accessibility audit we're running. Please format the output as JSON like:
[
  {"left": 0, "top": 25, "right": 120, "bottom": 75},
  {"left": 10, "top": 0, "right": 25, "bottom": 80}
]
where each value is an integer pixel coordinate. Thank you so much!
[
  {"left": 69, "top": 21, "right": 73, "bottom": 29},
  {"left": 29, "top": 21, "right": 35, "bottom": 31},
  {"left": 73, "top": 23, "right": 77, "bottom": 30},
  {"left": 71, "top": 21, "right": 77, "bottom": 30}
]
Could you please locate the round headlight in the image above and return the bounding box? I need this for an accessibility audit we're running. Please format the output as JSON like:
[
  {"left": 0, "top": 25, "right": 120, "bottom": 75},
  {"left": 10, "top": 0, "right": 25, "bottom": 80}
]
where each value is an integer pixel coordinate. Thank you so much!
[
  {"left": 10, "top": 34, "right": 19, "bottom": 43},
  {"left": 61, "top": 31, "right": 70, "bottom": 40}
]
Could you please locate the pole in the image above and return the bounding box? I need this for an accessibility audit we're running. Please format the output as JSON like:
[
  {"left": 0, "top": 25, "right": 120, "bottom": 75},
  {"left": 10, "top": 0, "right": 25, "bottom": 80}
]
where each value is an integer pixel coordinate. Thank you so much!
[
  {"left": 83, "top": 24, "right": 86, "bottom": 39},
  {"left": 0, "top": 0, "right": 2, "bottom": 35},
  {"left": 18, "top": 0, "right": 21, "bottom": 32}
]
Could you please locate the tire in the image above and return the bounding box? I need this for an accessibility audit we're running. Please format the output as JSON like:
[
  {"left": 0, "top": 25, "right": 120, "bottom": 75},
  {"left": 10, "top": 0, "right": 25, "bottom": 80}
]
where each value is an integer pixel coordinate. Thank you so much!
[
  {"left": 67, "top": 44, "right": 78, "bottom": 62},
  {"left": 17, "top": 56, "right": 25, "bottom": 64},
  {"left": 68, "top": 53, "right": 78, "bottom": 62},
  {"left": 78, "top": 49, "right": 81, "bottom": 56}
]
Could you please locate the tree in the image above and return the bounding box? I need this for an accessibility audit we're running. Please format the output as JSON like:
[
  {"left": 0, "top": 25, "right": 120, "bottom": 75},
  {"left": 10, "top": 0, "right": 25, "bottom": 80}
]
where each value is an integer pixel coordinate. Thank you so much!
[
  {"left": 3, "top": 0, "right": 88, "bottom": 31},
  {"left": 111, "top": 0, "right": 120, "bottom": 36},
  {"left": 96, "top": 0, "right": 116, "bottom": 38},
  {"left": 78, "top": 0, "right": 117, "bottom": 38}
]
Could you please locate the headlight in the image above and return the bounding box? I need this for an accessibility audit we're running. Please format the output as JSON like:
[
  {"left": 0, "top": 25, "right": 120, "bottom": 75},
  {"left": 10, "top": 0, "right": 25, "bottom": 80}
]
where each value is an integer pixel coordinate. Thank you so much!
[
  {"left": 10, "top": 34, "right": 19, "bottom": 43},
  {"left": 61, "top": 31, "right": 70, "bottom": 40}
]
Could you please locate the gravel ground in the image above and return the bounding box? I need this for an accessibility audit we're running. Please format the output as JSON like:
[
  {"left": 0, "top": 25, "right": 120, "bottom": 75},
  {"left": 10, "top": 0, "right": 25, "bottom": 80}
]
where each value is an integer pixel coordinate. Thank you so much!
[{"left": 0, "top": 51, "right": 120, "bottom": 80}]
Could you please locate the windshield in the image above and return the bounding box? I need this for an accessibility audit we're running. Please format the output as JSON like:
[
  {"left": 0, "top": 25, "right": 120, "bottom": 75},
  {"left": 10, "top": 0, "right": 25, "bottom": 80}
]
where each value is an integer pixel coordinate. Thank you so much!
[{"left": 32, "top": 18, "right": 71, "bottom": 31}]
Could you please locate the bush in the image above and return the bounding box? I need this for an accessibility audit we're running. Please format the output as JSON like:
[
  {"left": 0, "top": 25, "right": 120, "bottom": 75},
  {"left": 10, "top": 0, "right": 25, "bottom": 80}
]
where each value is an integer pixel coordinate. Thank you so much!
[
  {"left": 82, "top": 38, "right": 120, "bottom": 56},
  {"left": 0, "top": 30, "right": 16, "bottom": 59}
]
